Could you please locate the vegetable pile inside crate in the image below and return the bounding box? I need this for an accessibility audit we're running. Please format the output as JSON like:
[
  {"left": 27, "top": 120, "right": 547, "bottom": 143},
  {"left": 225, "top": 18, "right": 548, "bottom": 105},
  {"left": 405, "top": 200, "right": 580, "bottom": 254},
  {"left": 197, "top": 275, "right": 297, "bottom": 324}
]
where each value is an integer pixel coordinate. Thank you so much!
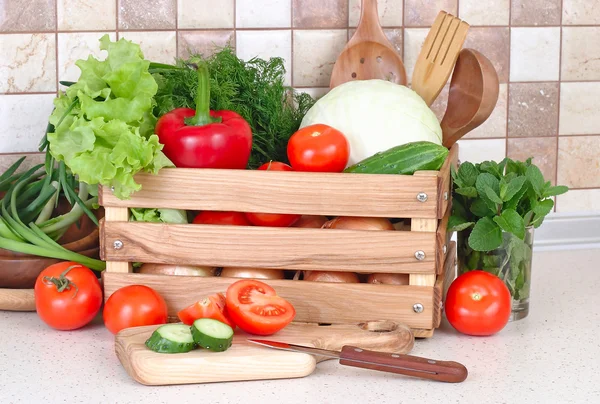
[{"left": 99, "top": 144, "right": 458, "bottom": 339}]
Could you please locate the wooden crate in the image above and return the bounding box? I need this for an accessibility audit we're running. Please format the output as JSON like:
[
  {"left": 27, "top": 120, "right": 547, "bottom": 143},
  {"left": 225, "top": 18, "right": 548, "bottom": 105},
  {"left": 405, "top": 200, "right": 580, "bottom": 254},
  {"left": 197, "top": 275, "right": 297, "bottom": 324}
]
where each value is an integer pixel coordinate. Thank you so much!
[{"left": 99, "top": 145, "right": 458, "bottom": 338}]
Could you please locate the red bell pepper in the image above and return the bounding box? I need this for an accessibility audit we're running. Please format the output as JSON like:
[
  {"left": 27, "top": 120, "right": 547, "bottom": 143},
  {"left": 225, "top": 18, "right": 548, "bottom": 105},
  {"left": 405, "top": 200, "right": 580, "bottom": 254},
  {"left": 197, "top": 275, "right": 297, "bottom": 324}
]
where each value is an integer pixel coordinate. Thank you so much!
[{"left": 155, "top": 63, "right": 252, "bottom": 169}]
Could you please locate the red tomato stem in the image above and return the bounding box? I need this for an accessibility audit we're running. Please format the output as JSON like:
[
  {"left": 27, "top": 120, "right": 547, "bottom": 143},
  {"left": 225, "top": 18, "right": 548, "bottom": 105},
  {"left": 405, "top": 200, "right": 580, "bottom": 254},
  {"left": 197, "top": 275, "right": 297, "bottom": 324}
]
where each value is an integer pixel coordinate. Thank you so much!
[
  {"left": 184, "top": 62, "right": 222, "bottom": 127},
  {"left": 42, "top": 264, "right": 82, "bottom": 297}
]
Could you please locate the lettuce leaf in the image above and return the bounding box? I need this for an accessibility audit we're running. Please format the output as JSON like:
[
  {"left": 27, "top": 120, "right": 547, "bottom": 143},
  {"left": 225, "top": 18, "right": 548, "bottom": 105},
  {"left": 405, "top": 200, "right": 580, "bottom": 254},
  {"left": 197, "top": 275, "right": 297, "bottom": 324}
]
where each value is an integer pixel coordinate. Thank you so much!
[
  {"left": 47, "top": 34, "right": 172, "bottom": 200},
  {"left": 130, "top": 208, "right": 188, "bottom": 224}
]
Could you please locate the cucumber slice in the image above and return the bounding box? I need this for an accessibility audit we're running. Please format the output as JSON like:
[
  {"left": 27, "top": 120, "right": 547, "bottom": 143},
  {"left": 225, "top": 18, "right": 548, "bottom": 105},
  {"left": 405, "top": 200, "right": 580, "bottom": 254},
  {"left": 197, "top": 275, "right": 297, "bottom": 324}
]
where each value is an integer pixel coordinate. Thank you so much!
[
  {"left": 145, "top": 324, "right": 197, "bottom": 354},
  {"left": 191, "top": 318, "right": 234, "bottom": 352}
]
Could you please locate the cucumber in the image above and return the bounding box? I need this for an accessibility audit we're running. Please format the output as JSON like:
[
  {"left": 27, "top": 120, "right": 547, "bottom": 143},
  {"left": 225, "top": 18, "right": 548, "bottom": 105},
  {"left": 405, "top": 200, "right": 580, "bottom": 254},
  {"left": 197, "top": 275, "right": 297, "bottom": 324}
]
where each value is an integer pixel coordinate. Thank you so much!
[
  {"left": 344, "top": 141, "right": 449, "bottom": 175},
  {"left": 145, "top": 324, "right": 196, "bottom": 354},
  {"left": 191, "top": 318, "right": 234, "bottom": 352}
]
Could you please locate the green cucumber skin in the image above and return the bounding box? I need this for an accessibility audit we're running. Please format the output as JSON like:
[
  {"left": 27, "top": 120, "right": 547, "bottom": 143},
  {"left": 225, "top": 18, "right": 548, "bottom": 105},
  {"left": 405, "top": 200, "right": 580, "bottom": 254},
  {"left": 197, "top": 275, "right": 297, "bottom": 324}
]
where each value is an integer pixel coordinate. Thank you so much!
[
  {"left": 191, "top": 319, "right": 234, "bottom": 353},
  {"left": 344, "top": 141, "right": 449, "bottom": 175},
  {"left": 145, "top": 330, "right": 197, "bottom": 354}
]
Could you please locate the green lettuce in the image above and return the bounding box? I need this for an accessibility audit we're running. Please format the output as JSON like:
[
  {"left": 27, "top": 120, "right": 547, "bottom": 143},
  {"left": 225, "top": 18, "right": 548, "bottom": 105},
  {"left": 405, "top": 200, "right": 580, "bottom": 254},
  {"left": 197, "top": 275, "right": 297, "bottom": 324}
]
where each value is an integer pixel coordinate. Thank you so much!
[
  {"left": 130, "top": 208, "right": 188, "bottom": 224},
  {"left": 47, "top": 34, "right": 172, "bottom": 199}
]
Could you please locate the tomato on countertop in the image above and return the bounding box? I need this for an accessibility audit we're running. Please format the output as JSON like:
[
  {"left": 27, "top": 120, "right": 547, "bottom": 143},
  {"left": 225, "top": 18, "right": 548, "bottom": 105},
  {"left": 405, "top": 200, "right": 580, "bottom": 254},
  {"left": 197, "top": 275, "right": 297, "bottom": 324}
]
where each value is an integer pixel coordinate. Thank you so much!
[
  {"left": 103, "top": 285, "right": 168, "bottom": 335},
  {"left": 34, "top": 262, "right": 103, "bottom": 331},
  {"left": 444, "top": 270, "right": 512, "bottom": 336},
  {"left": 225, "top": 279, "right": 295, "bottom": 336}
]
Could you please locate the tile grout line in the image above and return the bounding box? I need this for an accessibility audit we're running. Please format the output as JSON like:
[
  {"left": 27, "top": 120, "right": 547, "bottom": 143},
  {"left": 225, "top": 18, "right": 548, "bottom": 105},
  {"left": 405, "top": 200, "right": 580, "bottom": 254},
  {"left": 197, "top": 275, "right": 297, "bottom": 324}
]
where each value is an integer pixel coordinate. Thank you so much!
[
  {"left": 54, "top": 0, "right": 59, "bottom": 94},
  {"left": 232, "top": 0, "right": 236, "bottom": 50},
  {"left": 505, "top": 0, "right": 511, "bottom": 162},
  {"left": 291, "top": 0, "right": 295, "bottom": 88},
  {"left": 554, "top": 0, "right": 564, "bottom": 211},
  {"left": 175, "top": 0, "right": 179, "bottom": 58},
  {"left": 115, "top": 0, "right": 119, "bottom": 39}
]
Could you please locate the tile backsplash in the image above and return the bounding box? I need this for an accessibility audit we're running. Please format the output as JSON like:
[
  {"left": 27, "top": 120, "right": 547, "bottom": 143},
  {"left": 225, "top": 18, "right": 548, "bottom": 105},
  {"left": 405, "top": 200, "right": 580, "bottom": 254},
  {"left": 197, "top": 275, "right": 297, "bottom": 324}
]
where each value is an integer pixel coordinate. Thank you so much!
[{"left": 1, "top": 0, "right": 599, "bottom": 213}]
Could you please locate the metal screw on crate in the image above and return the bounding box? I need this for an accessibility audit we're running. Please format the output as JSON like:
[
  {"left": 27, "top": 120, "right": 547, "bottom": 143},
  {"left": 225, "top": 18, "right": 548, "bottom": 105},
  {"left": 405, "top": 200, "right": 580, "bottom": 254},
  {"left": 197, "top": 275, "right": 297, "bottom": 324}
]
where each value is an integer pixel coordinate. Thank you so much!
[
  {"left": 110, "top": 186, "right": 115, "bottom": 192},
  {"left": 113, "top": 240, "right": 124, "bottom": 250},
  {"left": 413, "top": 303, "right": 424, "bottom": 313},
  {"left": 415, "top": 250, "right": 426, "bottom": 260},
  {"left": 444, "top": 191, "right": 448, "bottom": 201},
  {"left": 416, "top": 192, "right": 428, "bottom": 202}
]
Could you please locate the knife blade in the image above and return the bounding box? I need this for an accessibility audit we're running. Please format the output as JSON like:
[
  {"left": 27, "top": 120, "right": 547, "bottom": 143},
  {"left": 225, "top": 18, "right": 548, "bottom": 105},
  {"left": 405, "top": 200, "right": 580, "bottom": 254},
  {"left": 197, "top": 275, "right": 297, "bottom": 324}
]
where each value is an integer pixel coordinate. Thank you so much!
[{"left": 247, "top": 339, "right": 468, "bottom": 383}]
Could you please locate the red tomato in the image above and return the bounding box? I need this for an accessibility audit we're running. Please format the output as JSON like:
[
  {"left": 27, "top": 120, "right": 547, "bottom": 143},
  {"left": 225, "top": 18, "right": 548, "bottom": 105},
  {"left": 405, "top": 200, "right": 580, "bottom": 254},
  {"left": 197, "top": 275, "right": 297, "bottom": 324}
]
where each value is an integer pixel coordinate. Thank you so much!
[
  {"left": 193, "top": 211, "right": 252, "bottom": 226},
  {"left": 178, "top": 293, "right": 236, "bottom": 328},
  {"left": 245, "top": 162, "right": 300, "bottom": 227},
  {"left": 287, "top": 124, "right": 350, "bottom": 172},
  {"left": 445, "top": 271, "right": 512, "bottom": 336},
  {"left": 34, "top": 262, "right": 103, "bottom": 331},
  {"left": 225, "top": 279, "right": 295, "bottom": 336},
  {"left": 103, "top": 285, "right": 168, "bottom": 334}
]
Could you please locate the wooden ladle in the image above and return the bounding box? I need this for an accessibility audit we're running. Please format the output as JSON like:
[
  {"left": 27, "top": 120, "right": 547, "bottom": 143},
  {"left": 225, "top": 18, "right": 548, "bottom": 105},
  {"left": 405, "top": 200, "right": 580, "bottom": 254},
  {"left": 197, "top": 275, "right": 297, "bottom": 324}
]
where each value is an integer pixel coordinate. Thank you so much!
[
  {"left": 329, "top": 0, "right": 407, "bottom": 89},
  {"left": 441, "top": 48, "right": 500, "bottom": 148}
]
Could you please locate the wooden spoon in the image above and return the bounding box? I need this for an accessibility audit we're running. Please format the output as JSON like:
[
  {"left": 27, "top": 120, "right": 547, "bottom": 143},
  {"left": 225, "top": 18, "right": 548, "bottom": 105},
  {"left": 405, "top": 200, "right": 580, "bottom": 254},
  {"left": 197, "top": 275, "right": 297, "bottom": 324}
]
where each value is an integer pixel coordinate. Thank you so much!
[
  {"left": 441, "top": 48, "right": 500, "bottom": 149},
  {"left": 329, "top": 0, "right": 407, "bottom": 89}
]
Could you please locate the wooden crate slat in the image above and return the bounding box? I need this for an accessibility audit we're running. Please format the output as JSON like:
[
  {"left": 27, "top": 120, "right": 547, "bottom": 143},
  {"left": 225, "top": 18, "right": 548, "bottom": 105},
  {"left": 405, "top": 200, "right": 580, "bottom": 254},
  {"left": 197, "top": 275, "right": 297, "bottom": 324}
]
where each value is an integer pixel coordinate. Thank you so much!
[
  {"left": 436, "top": 145, "right": 458, "bottom": 219},
  {"left": 102, "top": 222, "right": 437, "bottom": 273},
  {"left": 104, "top": 208, "right": 132, "bottom": 273},
  {"left": 436, "top": 207, "right": 451, "bottom": 275},
  {"left": 442, "top": 241, "right": 457, "bottom": 302},
  {"left": 102, "top": 273, "right": 436, "bottom": 330},
  {"left": 99, "top": 169, "right": 439, "bottom": 218}
]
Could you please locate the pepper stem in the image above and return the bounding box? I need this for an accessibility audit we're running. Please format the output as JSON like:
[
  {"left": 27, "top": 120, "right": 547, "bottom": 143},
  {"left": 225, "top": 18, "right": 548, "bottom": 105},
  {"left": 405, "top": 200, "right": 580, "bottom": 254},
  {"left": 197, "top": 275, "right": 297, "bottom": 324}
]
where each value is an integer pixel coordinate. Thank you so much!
[{"left": 184, "top": 62, "right": 222, "bottom": 126}]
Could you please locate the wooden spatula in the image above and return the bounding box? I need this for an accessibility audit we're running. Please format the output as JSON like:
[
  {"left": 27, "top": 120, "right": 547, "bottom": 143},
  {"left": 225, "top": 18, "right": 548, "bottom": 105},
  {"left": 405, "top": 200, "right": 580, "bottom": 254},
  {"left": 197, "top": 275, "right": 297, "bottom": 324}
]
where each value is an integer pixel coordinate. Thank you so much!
[
  {"left": 330, "top": 0, "right": 407, "bottom": 89},
  {"left": 411, "top": 11, "right": 470, "bottom": 106}
]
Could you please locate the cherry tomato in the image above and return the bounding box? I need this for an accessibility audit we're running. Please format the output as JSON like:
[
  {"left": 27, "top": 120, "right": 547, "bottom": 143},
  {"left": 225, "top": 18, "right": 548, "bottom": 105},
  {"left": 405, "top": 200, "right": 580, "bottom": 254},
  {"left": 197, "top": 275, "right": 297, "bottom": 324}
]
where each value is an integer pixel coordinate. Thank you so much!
[
  {"left": 287, "top": 124, "right": 350, "bottom": 172},
  {"left": 103, "top": 285, "right": 168, "bottom": 334},
  {"left": 193, "top": 211, "right": 252, "bottom": 226},
  {"left": 225, "top": 279, "right": 295, "bottom": 336},
  {"left": 445, "top": 270, "right": 512, "bottom": 336},
  {"left": 34, "top": 262, "right": 103, "bottom": 331},
  {"left": 178, "top": 293, "right": 236, "bottom": 328},
  {"left": 245, "top": 162, "right": 300, "bottom": 227}
]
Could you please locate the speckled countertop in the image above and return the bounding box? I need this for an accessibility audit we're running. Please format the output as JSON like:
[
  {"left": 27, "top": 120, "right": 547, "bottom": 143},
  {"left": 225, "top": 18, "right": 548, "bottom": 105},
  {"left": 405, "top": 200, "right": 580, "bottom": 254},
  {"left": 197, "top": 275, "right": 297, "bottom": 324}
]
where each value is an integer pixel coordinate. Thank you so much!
[{"left": 1, "top": 248, "right": 599, "bottom": 404}]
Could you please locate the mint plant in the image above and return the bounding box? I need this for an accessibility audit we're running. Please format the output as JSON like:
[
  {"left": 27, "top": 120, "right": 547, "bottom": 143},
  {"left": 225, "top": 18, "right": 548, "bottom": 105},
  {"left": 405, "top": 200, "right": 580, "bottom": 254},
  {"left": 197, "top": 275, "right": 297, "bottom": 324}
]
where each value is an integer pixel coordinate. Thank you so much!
[{"left": 450, "top": 157, "right": 568, "bottom": 300}]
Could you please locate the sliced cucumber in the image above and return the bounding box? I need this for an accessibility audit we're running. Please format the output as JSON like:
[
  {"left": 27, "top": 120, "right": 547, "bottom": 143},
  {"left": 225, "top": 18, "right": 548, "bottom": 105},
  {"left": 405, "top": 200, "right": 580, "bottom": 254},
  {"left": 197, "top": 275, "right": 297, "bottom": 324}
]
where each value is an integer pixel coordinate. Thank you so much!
[
  {"left": 145, "top": 324, "right": 197, "bottom": 354},
  {"left": 191, "top": 318, "right": 234, "bottom": 352}
]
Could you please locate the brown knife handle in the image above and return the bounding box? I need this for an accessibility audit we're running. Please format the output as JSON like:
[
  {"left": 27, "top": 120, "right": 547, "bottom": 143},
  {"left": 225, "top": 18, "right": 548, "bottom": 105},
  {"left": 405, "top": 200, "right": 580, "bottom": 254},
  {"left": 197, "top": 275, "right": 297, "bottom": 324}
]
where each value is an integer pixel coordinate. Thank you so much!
[{"left": 339, "top": 346, "right": 468, "bottom": 383}]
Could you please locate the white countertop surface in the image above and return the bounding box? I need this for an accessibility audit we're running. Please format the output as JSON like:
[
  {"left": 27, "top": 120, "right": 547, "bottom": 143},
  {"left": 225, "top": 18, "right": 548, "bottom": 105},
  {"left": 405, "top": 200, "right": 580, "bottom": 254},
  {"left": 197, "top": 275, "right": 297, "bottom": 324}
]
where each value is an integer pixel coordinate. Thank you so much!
[{"left": 1, "top": 248, "right": 599, "bottom": 404}]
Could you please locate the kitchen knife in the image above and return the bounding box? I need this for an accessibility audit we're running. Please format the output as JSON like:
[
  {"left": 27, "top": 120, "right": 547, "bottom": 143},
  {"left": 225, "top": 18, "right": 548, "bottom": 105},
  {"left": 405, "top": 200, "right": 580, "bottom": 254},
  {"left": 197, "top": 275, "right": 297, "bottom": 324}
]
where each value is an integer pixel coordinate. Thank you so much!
[{"left": 247, "top": 339, "right": 468, "bottom": 383}]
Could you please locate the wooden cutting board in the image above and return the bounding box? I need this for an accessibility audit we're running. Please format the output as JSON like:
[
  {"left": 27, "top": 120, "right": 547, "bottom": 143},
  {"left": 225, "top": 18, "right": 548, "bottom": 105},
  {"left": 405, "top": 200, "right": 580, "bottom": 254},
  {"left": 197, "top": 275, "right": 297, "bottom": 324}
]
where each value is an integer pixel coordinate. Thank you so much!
[{"left": 116, "top": 320, "right": 414, "bottom": 386}]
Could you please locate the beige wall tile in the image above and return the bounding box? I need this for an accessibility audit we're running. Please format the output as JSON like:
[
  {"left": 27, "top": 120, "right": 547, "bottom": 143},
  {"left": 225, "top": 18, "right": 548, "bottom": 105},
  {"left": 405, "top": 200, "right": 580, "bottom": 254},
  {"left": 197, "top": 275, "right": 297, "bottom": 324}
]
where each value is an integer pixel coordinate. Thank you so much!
[
  {"left": 119, "top": 32, "right": 177, "bottom": 65},
  {"left": 563, "top": 0, "right": 600, "bottom": 25},
  {"left": 292, "top": 30, "right": 347, "bottom": 87},
  {"left": 293, "top": 0, "right": 348, "bottom": 28},
  {"left": 177, "top": 31, "right": 234, "bottom": 60},
  {"left": 0, "top": 94, "right": 56, "bottom": 153},
  {"left": 119, "top": 0, "right": 176, "bottom": 30},
  {"left": 559, "top": 82, "right": 600, "bottom": 135},
  {"left": 178, "top": 0, "right": 233, "bottom": 29},
  {"left": 0, "top": 34, "right": 56, "bottom": 93},
  {"left": 507, "top": 137, "right": 557, "bottom": 185},
  {"left": 508, "top": 82, "right": 559, "bottom": 137},
  {"left": 350, "top": 28, "right": 402, "bottom": 53},
  {"left": 404, "top": 0, "right": 457, "bottom": 27},
  {"left": 349, "top": 0, "right": 403, "bottom": 27},
  {"left": 57, "top": 0, "right": 115, "bottom": 31},
  {"left": 403, "top": 28, "right": 428, "bottom": 85},
  {"left": 457, "top": 139, "right": 506, "bottom": 164},
  {"left": 430, "top": 83, "right": 449, "bottom": 122},
  {"left": 561, "top": 27, "right": 600, "bottom": 81},
  {"left": 556, "top": 189, "right": 600, "bottom": 213},
  {"left": 0, "top": 153, "right": 46, "bottom": 174},
  {"left": 510, "top": 28, "right": 560, "bottom": 82},
  {"left": 237, "top": 0, "right": 291, "bottom": 28},
  {"left": 463, "top": 27, "right": 510, "bottom": 83},
  {"left": 464, "top": 84, "right": 508, "bottom": 139},
  {"left": 511, "top": 0, "right": 561, "bottom": 26},
  {"left": 57, "top": 33, "right": 115, "bottom": 83},
  {"left": 236, "top": 30, "right": 292, "bottom": 86},
  {"left": 558, "top": 136, "right": 600, "bottom": 188},
  {"left": 459, "top": 0, "right": 509, "bottom": 26},
  {"left": 0, "top": 0, "right": 55, "bottom": 32}
]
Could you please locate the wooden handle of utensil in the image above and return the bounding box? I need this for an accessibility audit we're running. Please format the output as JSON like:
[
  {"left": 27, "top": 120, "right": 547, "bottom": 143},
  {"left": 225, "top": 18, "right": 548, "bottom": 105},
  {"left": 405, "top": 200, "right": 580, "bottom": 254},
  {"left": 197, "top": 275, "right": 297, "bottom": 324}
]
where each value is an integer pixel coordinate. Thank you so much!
[
  {"left": 0, "top": 288, "right": 36, "bottom": 311},
  {"left": 339, "top": 346, "right": 468, "bottom": 383}
]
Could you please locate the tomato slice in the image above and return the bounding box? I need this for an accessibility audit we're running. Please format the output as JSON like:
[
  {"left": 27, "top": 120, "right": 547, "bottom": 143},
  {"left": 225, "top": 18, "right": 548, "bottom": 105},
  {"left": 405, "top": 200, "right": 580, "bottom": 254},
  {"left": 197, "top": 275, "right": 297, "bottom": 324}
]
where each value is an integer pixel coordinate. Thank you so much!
[
  {"left": 178, "top": 293, "right": 236, "bottom": 328},
  {"left": 225, "top": 280, "right": 295, "bottom": 336}
]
